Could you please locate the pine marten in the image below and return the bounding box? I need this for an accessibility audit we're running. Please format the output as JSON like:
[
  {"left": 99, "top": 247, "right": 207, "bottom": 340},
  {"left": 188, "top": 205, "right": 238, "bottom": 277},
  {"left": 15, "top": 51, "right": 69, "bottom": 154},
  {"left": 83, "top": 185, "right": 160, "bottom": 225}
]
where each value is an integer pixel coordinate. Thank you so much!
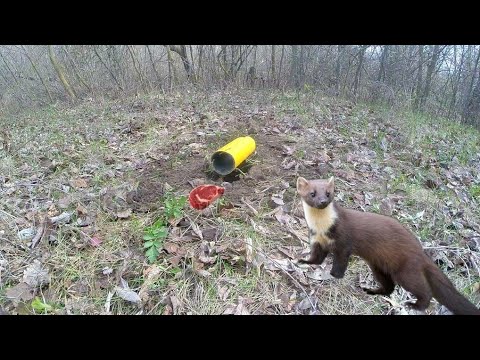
[{"left": 296, "top": 176, "right": 480, "bottom": 315}]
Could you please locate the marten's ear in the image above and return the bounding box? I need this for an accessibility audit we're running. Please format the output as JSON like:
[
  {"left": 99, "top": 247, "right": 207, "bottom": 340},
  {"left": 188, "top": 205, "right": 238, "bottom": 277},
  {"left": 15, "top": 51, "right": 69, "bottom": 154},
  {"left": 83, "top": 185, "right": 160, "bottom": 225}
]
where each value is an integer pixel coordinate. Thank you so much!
[
  {"left": 327, "top": 176, "right": 334, "bottom": 187},
  {"left": 297, "top": 177, "right": 308, "bottom": 191}
]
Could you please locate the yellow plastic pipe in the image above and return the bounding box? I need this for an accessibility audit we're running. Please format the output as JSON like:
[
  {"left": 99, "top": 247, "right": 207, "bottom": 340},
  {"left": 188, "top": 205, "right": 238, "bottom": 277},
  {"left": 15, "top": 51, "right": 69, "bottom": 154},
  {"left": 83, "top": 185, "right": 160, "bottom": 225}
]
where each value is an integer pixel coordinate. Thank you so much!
[{"left": 211, "top": 136, "right": 256, "bottom": 175}]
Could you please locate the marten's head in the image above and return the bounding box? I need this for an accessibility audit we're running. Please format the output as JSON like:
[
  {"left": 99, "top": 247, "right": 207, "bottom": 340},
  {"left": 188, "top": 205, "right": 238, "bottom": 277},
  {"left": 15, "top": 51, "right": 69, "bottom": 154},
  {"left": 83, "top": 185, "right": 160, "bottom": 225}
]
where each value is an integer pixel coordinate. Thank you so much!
[{"left": 297, "top": 176, "right": 335, "bottom": 209}]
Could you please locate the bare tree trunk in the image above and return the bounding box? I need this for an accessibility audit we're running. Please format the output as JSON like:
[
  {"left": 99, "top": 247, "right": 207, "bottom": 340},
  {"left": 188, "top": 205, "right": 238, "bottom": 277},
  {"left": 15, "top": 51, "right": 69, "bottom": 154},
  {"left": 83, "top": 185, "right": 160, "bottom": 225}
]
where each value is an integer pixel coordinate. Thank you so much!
[
  {"left": 353, "top": 46, "right": 368, "bottom": 98},
  {"left": 198, "top": 45, "right": 204, "bottom": 81},
  {"left": 165, "top": 45, "right": 178, "bottom": 90},
  {"left": 462, "top": 47, "right": 480, "bottom": 122},
  {"left": 299, "top": 45, "right": 305, "bottom": 87},
  {"left": 48, "top": 45, "right": 76, "bottom": 101},
  {"left": 189, "top": 45, "right": 196, "bottom": 82},
  {"left": 463, "top": 66, "right": 480, "bottom": 126},
  {"left": 278, "top": 45, "right": 285, "bottom": 88},
  {"left": 93, "top": 46, "right": 124, "bottom": 92},
  {"left": 62, "top": 46, "right": 92, "bottom": 94},
  {"left": 414, "top": 45, "right": 424, "bottom": 109},
  {"left": 167, "top": 45, "right": 193, "bottom": 80},
  {"left": 291, "top": 45, "right": 300, "bottom": 88},
  {"left": 0, "top": 50, "right": 19, "bottom": 85},
  {"left": 335, "top": 45, "right": 345, "bottom": 95},
  {"left": 271, "top": 45, "right": 276, "bottom": 87},
  {"left": 377, "top": 45, "right": 389, "bottom": 82},
  {"left": 146, "top": 45, "right": 162, "bottom": 88},
  {"left": 420, "top": 45, "right": 441, "bottom": 108},
  {"left": 222, "top": 45, "right": 228, "bottom": 80},
  {"left": 218, "top": 45, "right": 229, "bottom": 83},
  {"left": 22, "top": 45, "right": 53, "bottom": 102},
  {"left": 448, "top": 46, "right": 466, "bottom": 118},
  {"left": 127, "top": 45, "right": 148, "bottom": 93}
]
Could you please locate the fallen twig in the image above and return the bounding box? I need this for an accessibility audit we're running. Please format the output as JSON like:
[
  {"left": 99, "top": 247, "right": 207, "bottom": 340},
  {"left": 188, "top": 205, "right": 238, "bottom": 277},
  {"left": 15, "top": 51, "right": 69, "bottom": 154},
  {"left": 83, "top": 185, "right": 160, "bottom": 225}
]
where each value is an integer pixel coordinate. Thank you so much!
[
  {"left": 29, "top": 224, "right": 45, "bottom": 249},
  {"left": 241, "top": 197, "right": 259, "bottom": 216}
]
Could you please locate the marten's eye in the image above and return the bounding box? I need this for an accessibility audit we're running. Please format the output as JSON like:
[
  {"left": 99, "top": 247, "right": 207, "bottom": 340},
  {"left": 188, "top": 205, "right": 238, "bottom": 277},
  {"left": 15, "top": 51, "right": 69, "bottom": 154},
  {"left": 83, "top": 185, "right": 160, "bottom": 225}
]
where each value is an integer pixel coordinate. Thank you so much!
[
  {"left": 310, "top": 191, "right": 316, "bottom": 198},
  {"left": 326, "top": 191, "right": 331, "bottom": 197}
]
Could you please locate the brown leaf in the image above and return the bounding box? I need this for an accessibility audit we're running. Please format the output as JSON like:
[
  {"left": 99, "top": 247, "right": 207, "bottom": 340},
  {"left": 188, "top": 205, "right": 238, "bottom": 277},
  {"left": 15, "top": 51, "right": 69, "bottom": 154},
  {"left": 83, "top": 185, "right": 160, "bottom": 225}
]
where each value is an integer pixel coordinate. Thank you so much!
[
  {"left": 191, "top": 222, "right": 203, "bottom": 240},
  {"left": 170, "top": 296, "right": 181, "bottom": 314},
  {"left": 115, "top": 279, "right": 141, "bottom": 304},
  {"left": 234, "top": 303, "right": 250, "bottom": 315},
  {"left": 282, "top": 159, "right": 297, "bottom": 170},
  {"left": 77, "top": 216, "right": 93, "bottom": 227},
  {"left": 363, "top": 192, "right": 373, "bottom": 206},
  {"left": 76, "top": 204, "right": 88, "bottom": 217},
  {"left": 379, "top": 198, "right": 393, "bottom": 216},
  {"left": 47, "top": 204, "right": 59, "bottom": 217},
  {"left": 202, "top": 227, "right": 222, "bottom": 242},
  {"left": 163, "top": 304, "right": 173, "bottom": 315},
  {"left": 198, "top": 254, "right": 217, "bottom": 264},
  {"left": 168, "top": 255, "right": 182, "bottom": 266},
  {"left": 279, "top": 291, "right": 297, "bottom": 312},
  {"left": 163, "top": 242, "right": 180, "bottom": 254},
  {"left": 104, "top": 155, "right": 115, "bottom": 165},
  {"left": 471, "top": 282, "right": 480, "bottom": 293},
  {"left": 58, "top": 196, "right": 72, "bottom": 209},
  {"left": 70, "top": 177, "right": 88, "bottom": 189},
  {"left": 353, "top": 193, "right": 364, "bottom": 204},
  {"left": 116, "top": 208, "right": 132, "bottom": 219},
  {"left": 195, "top": 269, "right": 212, "bottom": 277},
  {"left": 188, "top": 178, "right": 206, "bottom": 188},
  {"left": 274, "top": 208, "right": 292, "bottom": 225},
  {"left": 334, "top": 169, "right": 355, "bottom": 181},
  {"left": 25, "top": 211, "right": 37, "bottom": 222},
  {"left": 223, "top": 301, "right": 250, "bottom": 315},
  {"left": 271, "top": 195, "right": 285, "bottom": 206},
  {"left": 346, "top": 153, "right": 356, "bottom": 163},
  {"left": 217, "top": 285, "right": 230, "bottom": 301},
  {"left": 306, "top": 268, "right": 333, "bottom": 281},
  {"left": 138, "top": 265, "right": 162, "bottom": 302},
  {"left": 276, "top": 246, "right": 296, "bottom": 259},
  {"left": 89, "top": 236, "right": 102, "bottom": 247},
  {"left": 23, "top": 260, "right": 50, "bottom": 288},
  {"left": 263, "top": 258, "right": 295, "bottom": 272},
  {"left": 282, "top": 145, "right": 295, "bottom": 156},
  {"left": 5, "top": 282, "right": 35, "bottom": 306},
  {"left": 50, "top": 211, "right": 72, "bottom": 224},
  {"left": 297, "top": 297, "right": 313, "bottom": 311},
  {"left": 320, "top": 150, "right": 331, "bottom": 162}
]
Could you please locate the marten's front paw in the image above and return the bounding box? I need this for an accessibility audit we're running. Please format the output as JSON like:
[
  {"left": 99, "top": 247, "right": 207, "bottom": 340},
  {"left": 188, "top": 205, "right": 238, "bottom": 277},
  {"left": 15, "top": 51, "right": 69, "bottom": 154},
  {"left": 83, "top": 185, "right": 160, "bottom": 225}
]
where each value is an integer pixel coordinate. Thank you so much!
[
  {"left": 297, "top": 258, "right": 311, "bottom": 264},
  {"left": 405, "top": 301, "right": 427, "bottom": 311},
  {"left": 362, "top": 287, "right": 383, "bottom": 295},
  {"left": 330, "top": 268, "right": 345, "bottom": 278}
]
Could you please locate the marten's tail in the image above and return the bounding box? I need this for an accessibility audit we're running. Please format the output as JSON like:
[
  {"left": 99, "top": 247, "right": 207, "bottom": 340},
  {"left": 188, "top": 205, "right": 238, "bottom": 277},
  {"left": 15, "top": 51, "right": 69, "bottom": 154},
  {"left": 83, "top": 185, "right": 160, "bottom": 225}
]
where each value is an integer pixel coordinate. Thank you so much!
[{"left": 424, "top": 262, "right": 480, "bottom": 315}]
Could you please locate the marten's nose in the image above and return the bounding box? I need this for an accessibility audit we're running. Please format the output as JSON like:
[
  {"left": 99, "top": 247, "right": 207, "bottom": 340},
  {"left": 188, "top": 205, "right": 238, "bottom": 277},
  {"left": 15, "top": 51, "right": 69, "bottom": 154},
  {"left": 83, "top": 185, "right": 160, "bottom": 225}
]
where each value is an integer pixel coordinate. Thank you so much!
[{"left": 319, "top": 200, "right": 328, "bottom": 207}]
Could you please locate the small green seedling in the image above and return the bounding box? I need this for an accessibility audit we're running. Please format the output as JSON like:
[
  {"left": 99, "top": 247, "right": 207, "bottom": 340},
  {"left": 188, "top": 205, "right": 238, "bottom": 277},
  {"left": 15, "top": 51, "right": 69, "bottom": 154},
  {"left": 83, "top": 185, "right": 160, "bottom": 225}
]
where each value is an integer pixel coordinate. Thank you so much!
[
  {"left": 163, "top": 192, "right": 187, "bottom": 221},
  {"left": 31, "top": 297, "right": 54, "bottom": 313},
  {"left": 470, "top": 184, "right": 480, "bottom": 199},
  {"left": 143, "top": 219, "right": 168, "bottom": 263},
  {"left": 143, "top": 192, "right": 187, "bottom": 263}
]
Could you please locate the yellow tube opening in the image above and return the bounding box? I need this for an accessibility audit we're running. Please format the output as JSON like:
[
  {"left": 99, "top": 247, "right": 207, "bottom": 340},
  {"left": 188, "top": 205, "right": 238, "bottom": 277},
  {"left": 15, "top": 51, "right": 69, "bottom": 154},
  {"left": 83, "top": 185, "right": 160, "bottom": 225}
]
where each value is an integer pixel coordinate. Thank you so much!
[
  {"left": 211, "top": 151, "right": 236, "bottom": 176},
  {"left": 211, "top": 136, "right": 256, "bottom": 175}
]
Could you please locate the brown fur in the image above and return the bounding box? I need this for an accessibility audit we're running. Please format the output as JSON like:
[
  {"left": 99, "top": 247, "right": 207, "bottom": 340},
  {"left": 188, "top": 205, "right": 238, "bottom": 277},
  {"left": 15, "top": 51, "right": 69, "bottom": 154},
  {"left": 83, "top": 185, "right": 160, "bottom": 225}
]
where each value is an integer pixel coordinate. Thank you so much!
[{"left": 297, "top": 176, "right": 480, "bottom": 315}]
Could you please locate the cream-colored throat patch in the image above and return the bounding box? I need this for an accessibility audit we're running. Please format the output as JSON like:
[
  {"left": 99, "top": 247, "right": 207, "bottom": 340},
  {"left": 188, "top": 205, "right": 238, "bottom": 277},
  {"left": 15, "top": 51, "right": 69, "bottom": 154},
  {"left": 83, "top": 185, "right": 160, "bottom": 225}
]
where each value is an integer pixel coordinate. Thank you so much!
[{"left": 302, "top": 201, "right": 337, "bottom": 246}]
